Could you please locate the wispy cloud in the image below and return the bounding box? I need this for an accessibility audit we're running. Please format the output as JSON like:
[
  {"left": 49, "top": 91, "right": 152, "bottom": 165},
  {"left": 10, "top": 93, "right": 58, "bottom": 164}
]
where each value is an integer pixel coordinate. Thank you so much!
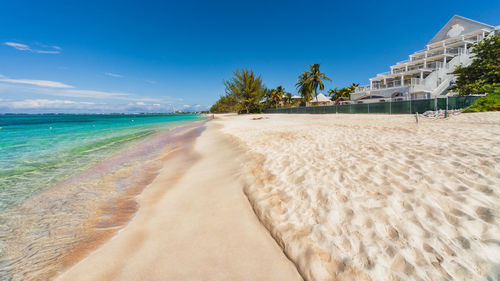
[
  {"left": 0, "top": 76, "right": 167, "bottom": 102},
  {"left": 35, "top": 50, "right": 60, "bottom": 54},
  {"left": 0, "top": 74, "right": 74, "bottom": 88},
  {"left": 0, "top": 98, "right": 208, "bottom": 113},
  {"left": 145, "top": 80, "right": 157, "bottom": 84},
  {"left": 3, "top": 41, "right": 61, "bottom": 54},
  {"left": 3, "top": 99, "right": 94, "bottom": 109},
  {"left": 105, "top": 72, "right": 123, "bottom": 78},
  {"left": 0, "top": 74, "right": 201, "bottom": 113},
  {"left": 4, "top": 42, "right": 30, "bottom": 51}
]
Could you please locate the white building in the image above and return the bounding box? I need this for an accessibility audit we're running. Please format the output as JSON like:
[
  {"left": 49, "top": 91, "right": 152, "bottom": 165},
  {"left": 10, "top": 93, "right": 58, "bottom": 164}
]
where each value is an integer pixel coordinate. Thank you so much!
[
  {"left": 351, "top": 15, "right": 499, "bottom": 103},
  {"left": 308, "top": 93, "right": 332, "bottom": 105}
]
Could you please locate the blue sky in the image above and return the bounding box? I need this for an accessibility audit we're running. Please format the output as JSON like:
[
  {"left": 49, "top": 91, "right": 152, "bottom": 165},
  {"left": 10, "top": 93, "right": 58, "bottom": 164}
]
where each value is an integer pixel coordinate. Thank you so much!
[{"left": 0, "top": 0, "right": 499, "bottom": 113}]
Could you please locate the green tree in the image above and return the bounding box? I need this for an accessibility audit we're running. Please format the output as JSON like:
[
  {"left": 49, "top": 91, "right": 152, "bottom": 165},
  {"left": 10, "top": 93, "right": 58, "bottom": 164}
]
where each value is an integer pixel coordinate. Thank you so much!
[
  {"left": 327, "top": 88, "right": 338, "bottom": 99},
  {"left": 223, "top": 69, "right": 266, "bottom": 113},
  {"left": 210, "top": 94, "right": 238, "bottom": 113},
  {"left": 284, "top": 92, "right": 293, "bottom": 105},
  {"left": 328, "top": 83, "right": 358, "bottom": 104},
  {"left": 296, "top": 71, "right": 313, "bottom": 104},
  {"left": 306, "top": 64, "right": 332, "bottom": 102},
  {"left": 451, "top": 34, "right": 500, "bottom": 96},
  {"left": 463, "top": 83, "right": 500, "bottom": 112},
  {"left": 265, "top": 86, "right": 287, "bottom": 108}
]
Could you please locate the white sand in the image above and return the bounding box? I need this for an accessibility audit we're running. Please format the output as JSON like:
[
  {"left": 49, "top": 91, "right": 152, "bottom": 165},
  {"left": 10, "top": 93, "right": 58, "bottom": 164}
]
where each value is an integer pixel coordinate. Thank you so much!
[
  {"left": 217, "top": 113, "right": 500, "bottom": 281},
  {"left": 56, "top": 124, "right": 302, "bottom": 281}
]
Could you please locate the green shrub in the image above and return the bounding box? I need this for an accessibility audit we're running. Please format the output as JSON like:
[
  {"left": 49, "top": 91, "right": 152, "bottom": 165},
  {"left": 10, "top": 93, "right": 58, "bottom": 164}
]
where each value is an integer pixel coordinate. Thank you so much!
[{"left": 463, "top": 84, "right": 500, "bottom": 112}]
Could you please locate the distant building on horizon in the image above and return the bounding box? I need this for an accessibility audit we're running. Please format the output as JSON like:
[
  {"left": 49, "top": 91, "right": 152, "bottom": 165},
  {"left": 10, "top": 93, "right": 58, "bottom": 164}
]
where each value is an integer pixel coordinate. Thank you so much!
[{"left": 351, "top": 15, "right": 499, "bottom": 103}]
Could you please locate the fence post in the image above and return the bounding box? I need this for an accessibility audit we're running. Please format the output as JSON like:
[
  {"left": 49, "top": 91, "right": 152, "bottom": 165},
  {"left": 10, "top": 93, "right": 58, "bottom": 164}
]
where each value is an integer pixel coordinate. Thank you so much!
[
  {"left": 409, "top": 96, "right": 412, "bottom": 114},
  {"left": 445, "top": 96, "right": 449, "bottom": 118},
  {"left": 390, "top": 98, "right": 392, "bottom": 115},
  {"left": 368, "top": 102, "right": 370, "bottom": 114},
  {"left": 434, "top": 97, "right": 437, "bottom": 111}
]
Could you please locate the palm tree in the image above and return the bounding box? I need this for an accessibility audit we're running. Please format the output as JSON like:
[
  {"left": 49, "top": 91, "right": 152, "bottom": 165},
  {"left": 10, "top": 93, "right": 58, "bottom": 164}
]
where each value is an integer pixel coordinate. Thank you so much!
[
  {"left": 328, "top": 88, "right": 338, "bottom": 99},
  {"left": 269, "top": 88, "right": 283, "bottom": 108},
  {"left": 328, "top": 83, "right": 359, "bottom": 104},
  {"left": 224, "top": 69, "right": 265, "bottom": 114},
  {"left": 284, "top": 92, "right": 292, "bottom": 104},
  {"left": 306, "top": 64, "right": 332, "bottom": 102},
  {"left": 275, "top": 85, "right": 285, "bottom": 97},
  {"left": 295, "top": 71, "right": 312, "bottom": 103}
]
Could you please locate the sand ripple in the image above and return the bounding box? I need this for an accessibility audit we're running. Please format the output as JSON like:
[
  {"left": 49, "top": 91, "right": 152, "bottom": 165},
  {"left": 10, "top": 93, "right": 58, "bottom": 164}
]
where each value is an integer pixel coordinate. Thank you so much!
[{"left": 219, "top": 113, "right": 500, "bottom": 281}]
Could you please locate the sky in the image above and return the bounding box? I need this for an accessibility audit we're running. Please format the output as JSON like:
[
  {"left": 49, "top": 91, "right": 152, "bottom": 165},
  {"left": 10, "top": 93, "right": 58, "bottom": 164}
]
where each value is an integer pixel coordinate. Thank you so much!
[{"left": 0, "top": 0, "right": 499, "bottom": 113}]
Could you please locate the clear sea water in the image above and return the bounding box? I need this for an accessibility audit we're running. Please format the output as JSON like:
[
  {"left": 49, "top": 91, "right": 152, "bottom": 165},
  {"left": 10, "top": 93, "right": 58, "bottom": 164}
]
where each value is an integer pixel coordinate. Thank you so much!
[
  {"left": 0, "top": 114, "right": 203, "bottom": 211},
  {"left": 0, "top": 114, "right": 205, "bottom": 280}
]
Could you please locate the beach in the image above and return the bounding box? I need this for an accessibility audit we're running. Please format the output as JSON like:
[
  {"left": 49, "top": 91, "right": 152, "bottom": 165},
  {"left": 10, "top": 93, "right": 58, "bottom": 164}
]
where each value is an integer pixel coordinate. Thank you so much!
[
  {"left": 55, "top": 121, "right": 302, "bottom": 281},
  {"left": 218, "top": 113, "right": 500, "bottom": 280},
  {"left": 54, "top": 112, "right": 500, "bottom": 280}
]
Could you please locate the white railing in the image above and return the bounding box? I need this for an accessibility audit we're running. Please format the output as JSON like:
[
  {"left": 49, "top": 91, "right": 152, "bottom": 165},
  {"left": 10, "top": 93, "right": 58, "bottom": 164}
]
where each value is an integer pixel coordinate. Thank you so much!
[
  {"left": 376, "top": 71, "right": 391, "bottom": 77},
  {"left": 355, "top": 85, "right": 371, "bottom": 92},
  {"left": 431, "top": 77, "right": 452, "bottom": 96},
  {"left": 412, "top": 49, "right": 426, "bottom": 54},
  {"left": 411, "top": 78, "right": 422, "bottom": 85},
  {"left": 371, "top": 77, "right": 424, "bottom": 91}
]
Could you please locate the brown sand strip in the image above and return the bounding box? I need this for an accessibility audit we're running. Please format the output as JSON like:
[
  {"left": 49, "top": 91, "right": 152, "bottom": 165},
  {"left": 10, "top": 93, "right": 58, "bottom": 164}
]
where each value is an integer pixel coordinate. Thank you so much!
[{"left": 56, "top": 121, "right": 302, "bottom": 281}]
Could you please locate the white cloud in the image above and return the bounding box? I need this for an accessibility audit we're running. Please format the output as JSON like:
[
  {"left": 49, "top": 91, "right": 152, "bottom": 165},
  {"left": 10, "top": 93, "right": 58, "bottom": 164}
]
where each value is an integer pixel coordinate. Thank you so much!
[
  {"left": 0, "top": 74, "right": 200, "bottom": 113},
  {"left": 58, "top": 89, "right": 130, "bottom": 99},
  {"left": 4, "top": 42, "right": 30, "bottom": 51},
  {"left": 0, "top": 98, "right": 209, "bottom": 113},
  {"left": 35, "top": 50, "right": 60, "bottom": 54},
  {"left": 0, "top": 74, "right": 74, "bottom": 88},
  {"left": 3, "top": 41, "right": 61, "bottom": 54},
  {"left": 3, "top": 99, "right": 94, "bottom": 109},
  {"left": 105, "top": 72, "right": 123, "bottom": 78}
]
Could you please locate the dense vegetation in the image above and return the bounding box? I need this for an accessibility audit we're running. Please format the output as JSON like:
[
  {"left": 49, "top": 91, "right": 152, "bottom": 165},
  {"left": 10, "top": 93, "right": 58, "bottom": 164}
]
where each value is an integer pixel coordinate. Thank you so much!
[
  {"left": 328, "top": 83, "right": 359, "bottom": 104},
  {"left": 210, "top": 69, "right": 265, "bottom": 113},
  {"left": 462, "top": 83, "right": 500, "bottom": 112},
  {"left": 451, "top": 34, "right": 500, "bottom": 111}
]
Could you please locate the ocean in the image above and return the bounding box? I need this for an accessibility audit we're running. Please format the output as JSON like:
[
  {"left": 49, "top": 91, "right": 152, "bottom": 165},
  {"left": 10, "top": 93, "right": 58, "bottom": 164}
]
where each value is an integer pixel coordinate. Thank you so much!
[{"left": 0, "top": 114, "right": 205, "bottom": 280}]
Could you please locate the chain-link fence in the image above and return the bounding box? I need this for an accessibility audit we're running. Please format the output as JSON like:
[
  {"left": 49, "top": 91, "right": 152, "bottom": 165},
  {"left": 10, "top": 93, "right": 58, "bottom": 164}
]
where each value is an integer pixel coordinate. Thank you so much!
[{"left": 264, "top": 96, "right": 481, "bottom": 114}]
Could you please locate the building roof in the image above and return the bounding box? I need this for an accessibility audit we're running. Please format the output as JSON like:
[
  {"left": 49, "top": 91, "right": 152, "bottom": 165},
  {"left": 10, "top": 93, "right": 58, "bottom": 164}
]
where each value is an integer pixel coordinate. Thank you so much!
[
  {"left": 291, "top": 95, "right": 301, "bottom": 99},
  {"left": 311, "top": 93, "right": 330, "bottom": 102},
  {"left": 428, "top": 15, "right": 494, "bottom": 45}
]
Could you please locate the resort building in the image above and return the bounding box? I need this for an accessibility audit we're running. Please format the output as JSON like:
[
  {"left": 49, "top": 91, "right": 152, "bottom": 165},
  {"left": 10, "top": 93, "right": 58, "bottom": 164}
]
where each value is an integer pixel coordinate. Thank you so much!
[{"left": 351, "top": 15, "right": 499, "bottom": 103}]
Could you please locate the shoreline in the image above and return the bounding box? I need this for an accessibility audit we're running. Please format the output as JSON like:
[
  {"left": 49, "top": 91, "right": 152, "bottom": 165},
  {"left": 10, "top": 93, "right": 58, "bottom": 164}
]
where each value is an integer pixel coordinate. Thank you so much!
[
  {"left": 24, "top": 112, "right": 499, "bottom": 281},
  {"left": 55, "top": 120, "right": 302, "bottom": 280},
  {"left": 0, "top": 119, "right": 207, "bottom": 280}
]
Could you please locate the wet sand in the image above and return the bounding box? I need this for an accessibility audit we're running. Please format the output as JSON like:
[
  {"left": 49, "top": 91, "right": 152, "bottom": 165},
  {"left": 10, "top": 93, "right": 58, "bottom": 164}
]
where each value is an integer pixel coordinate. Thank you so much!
[
  {"left": 0, "top": 121, "right": 206, "bottom": 281},
  {"left": 56, "top": 122, "right": 302, "bottom": 281}
]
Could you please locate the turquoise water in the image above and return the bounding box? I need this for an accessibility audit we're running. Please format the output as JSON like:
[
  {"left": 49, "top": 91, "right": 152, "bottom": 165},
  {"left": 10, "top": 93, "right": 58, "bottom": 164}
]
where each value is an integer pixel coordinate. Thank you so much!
[{"left": 0, "top": 114, "right": 204, "bottom": 211}]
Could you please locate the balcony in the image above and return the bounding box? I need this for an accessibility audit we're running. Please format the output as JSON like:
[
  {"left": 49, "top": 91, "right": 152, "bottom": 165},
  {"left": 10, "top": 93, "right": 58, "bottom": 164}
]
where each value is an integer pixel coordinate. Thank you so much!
[
  {"left": 371, "top": 78, "right": 422, "bottom": 90},
  {"left": 377, "top": 62, "right": 443, "bottom": 79},
  {"left": 354, "top": 85, "right": 371, "bottom": 93},
  {"left": 410, "top": 48, "right": 467, "bottom": 62}
]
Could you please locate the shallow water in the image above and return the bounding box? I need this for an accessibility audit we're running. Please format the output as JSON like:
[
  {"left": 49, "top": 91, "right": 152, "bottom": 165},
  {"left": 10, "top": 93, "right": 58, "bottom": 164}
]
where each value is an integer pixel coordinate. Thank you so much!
[{"left": 0, "top": 114, "right": 205, "bottom": 280}]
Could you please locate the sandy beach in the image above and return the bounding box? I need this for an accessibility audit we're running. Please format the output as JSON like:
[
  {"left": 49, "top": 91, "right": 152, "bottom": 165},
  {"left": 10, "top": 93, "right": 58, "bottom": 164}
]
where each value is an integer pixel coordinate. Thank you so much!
[
  {"left": 56, "top": 121, "right": 302, "bottom": 281},
  {"left": 218, "top": 113, "right": 500, "bottom": 281},
  {"left": 56, "top": 112, "right": 500, "bottom": 281}
]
